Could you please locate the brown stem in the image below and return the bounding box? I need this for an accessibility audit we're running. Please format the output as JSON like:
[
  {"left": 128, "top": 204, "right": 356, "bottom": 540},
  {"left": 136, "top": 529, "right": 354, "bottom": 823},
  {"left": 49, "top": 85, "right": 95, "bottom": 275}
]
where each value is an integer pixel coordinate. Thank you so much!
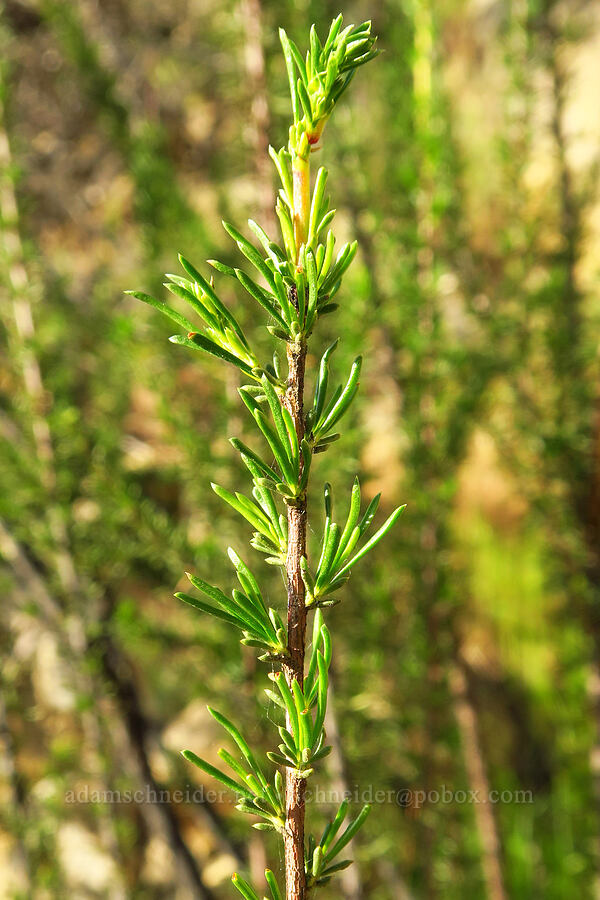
[{"left": 282, "top": 339, "right": 308, "bottom": 900}]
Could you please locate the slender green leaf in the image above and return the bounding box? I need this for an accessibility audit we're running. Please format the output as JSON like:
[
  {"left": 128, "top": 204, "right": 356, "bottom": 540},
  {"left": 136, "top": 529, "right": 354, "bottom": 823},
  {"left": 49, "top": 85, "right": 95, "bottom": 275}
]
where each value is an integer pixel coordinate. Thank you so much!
[
  {"left": 324, "top": 804, "right": 371, "bottom": 862},
  {"left": 269, "top": 145, "right": 293, "bottom": 202},
  {"left": 230, "top": 438, "right": 280, "bottom": 484},
  {"left": 163, "top": 281, "right": 219, "bottom": 330},
  {"left": 218, "top": 748, "right": 251, "bottom": 783},
  {"left": 320, "top": 859, "right": 353, "bottom": 877},
  {"left": 253, "top": 409, "right": 295, "bottom": 485},
  {"left": 312, "top": 340, "right": 338, "bottom": 428},
  {"left": 321, "top": 799, "right": 349, "bottom": 851},
  {"left": 207, "top": 258, "right": 236, "bottom": 277},
  {"left": 211, "top": 483, "right": 274, "bottom": 537},
  {"left": 316, "top": 356, "right": 362, "bottom": 436},
  {"left": 208, "top": 707, "right": 264, "bottom": 782},
  {"left": 126, "top": 290, "right": 195, "bottom": 333},
  {"left": 316, "top": 523, "right": 341, "bottom": 588},
  {"left": 178, "top": 254, "right": 247, "bottom": 344},
  {"left": 235, "top": 269, "right": 289, "bottom": 330},
  {"left": 169, "top": 333, "right": 254, "bottom": 376},
  {"left": 273, "top": 673, "right": 299, "bottom": 742},
  {"left": 335, "top": 506, "right": 406, "bottom": 579},
  {"left": 265, "top": 869, "right": 283, "bottom": 900},
  {"left": 231, "top": 873, "right": 260, "bottom": 900},
  {"left": 222, "top": 222, "right": 277, "bottom": 292},
  {"left": 260, "top": 375, "right": 290, "bottom": 457},
  {"left": 182, "top": 751, "right": 254, "bottom": 799},
  {"left": 279, "top": 28, "right": 300, "bottom": 122},
  {"left": 175, "top": 592, "right": 239, "bottom": 627},
  {"left": 312, "top": 845, "right": 324, "bottom": 878},
  {"left": 333, "top": 477, "right": 361, "bottom": 567},
  {"left": 358, "top": 493, "right": 381, "bottom": 536},
  {"left": 308, "top": 167, "right": 328, "bottom": 246}
]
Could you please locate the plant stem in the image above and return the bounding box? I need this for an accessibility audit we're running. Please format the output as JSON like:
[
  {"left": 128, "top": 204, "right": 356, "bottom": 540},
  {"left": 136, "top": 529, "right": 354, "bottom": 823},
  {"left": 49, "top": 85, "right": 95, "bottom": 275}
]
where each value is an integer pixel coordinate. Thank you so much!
[
  {"left": 283, "top": 153, "right": 310, "bottom": 900},
  {"left": 292, "top": 154, "right": 310, "bottom": 258},
  {"left": 283, "top": 340, "right": 307, "bottom": 900}
]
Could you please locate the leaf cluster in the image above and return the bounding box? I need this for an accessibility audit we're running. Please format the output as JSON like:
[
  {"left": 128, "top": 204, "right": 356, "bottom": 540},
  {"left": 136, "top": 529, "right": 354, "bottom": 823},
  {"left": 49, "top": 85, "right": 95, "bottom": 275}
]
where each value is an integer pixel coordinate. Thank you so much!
[
  {"left": 176, "top": 550, "right": 287, "bottom": 660},
  {"left": 128, "top": 15, "right": 387, "bottom": 898},
  {"left": 183, "top": 708, "right": 284, "bottom": 833},
  {"left": 232, "top": 868, "right": 282, "bottom": 900},
  {"left": 306, "top": 801, "right": 371, "bottom": 887},
  {"left": 126, "top": 254, "right": 261, "bottom": 378},
  {"left": 280, "top": 17, "right": 378, "bottom": 156},
  {"left": 302, "top": 482, "right": 406, "bottom": 605},
  {"left": 265, "top": 612, "right": 332, "bottom": 775}
]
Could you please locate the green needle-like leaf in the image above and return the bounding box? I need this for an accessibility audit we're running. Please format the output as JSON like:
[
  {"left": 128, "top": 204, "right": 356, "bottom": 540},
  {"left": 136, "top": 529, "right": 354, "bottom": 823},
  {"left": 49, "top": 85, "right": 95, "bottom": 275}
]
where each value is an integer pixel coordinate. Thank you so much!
[
  {"left": 335, "top": 505, "right": 406, "bottom": 579},
  {"left": 208, "top": 707, "right": 265, "bottom": 784},
  {"left": 231, "top": 873, "right": 260, "bottom": 900},
  {"left": 253, "top": 409, "right": 296, "bottom": 487},
  {"left": 178, "top": 254, "right": 248, "bottom": 345},
  {"left": 358, "top": 492, "right": 381, "bottom": 536},
  {"left": 305, "top": 248, "right": 319, "bottom": 329},
  {"left": 315, "top": 355, "right": 362, "bottom": 437},
  {"left": 316, "top": 522, "right": 341, "bottom": 588},
  {"left": 311, "top": 340, "right": 338, "bottom": 428},
  {"left": 260, "top": 374, "right": 291, "bottom": 456},
  {"left": 269, "top": 145, "right": 293, "bottom": 202},
  {"left": 169, "top": 333, "right": 255, "bottom": 377},
  {"left": 125, "top": 290, "right": 195, "bottom": 333},
  {"left": 333, "top": 477, "right": 361, "bottom": 567},
  {"left": 324, "top": 804, "right": 371, "bottom": 863},
  {"left": 182, "top": 750, "right": 255, "bottom": 799},
  {"left": 321, "top": 799, "right": 349, "bottom": 851},
  {"left": 207, "top": 258, "right": 236, "bottom": 277},
  {"left": 312, "top": 845, "right": 324, "bottom": 878},
  {"left": 175, "top": 592, "right": 239, "bottom": 627},
  {"left": 211, "top": 483, "right": 276, "bottom": 539},
  {"left": 223, "top": 222, "right": 278, "bottom": 293},
  {"left": 235, "top": 269, "right": 289, "bottom": 330},
  {"left": 312, "top": 652, "right": 329, "bottom": 742},
  {"left": 273, "top": 673, "right": 299, "bottom": 743},
  {"left": 230, "top": 438, "right": 280, "bottom": 484},
  {"left": 305, "top": 609, "right": 325, "bottom": 696},
  {"left": 279, "top": 28, "right": 300, "bottom": 122},
  {"left": 218, "top": 748, "right": 251, "bottom": 783},
  {"left": 265, "top": 869, "right": 283, "bottom": 900},
  {"left": 163, "top": 281, "right": 220, "bottom": 330},
  {"left": 320, "top": 859, "right": 353, "bottom": 878},
  {"left": 308, "top": 167, "right": 328, "bottom": 247}
]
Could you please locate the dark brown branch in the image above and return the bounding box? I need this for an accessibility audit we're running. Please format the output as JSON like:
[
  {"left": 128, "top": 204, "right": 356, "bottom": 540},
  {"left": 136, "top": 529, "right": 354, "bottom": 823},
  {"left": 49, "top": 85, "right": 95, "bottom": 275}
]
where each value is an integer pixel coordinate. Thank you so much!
[{"left": 282, "top": 339, "right": 308, "bottom": 900}]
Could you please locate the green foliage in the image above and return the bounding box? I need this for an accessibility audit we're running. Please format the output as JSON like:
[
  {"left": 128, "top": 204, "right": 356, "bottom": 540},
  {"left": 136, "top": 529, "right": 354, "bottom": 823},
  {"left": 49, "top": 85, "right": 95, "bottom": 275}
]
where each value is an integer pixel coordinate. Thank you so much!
[
  {"left": 5, "top": 0, "right": 597, "bottom": 895},
  {"left": 302, "top": 481, "right": 405, "bottom": 605},
  {"left": 232, "top": 869, "right": 283, "bottom": 900},
  {"left": 129, "top": 14, "right": 385, "bottom": 896},
  {"left": 265, "top": 657, "right": 331, "bottom": 774},
  {"left": 280, "top": 17, "right": 378, "bottom": 157},
  {"left": 306, "top": 801, "right": 371, "bottom": 887},
  {"left": 183, "top": 708, "right": 284, "bottom": 832},
  {"left": 176, "top": 551, "right": 288, "bottom": 660}
]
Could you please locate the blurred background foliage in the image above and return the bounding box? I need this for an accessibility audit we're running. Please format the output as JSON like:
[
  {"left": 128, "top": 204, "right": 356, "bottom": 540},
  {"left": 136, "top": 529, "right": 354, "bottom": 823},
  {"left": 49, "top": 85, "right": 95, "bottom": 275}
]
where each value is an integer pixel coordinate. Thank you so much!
[{"left": 1, "top": 0, "right": 599, "bottom": 897}]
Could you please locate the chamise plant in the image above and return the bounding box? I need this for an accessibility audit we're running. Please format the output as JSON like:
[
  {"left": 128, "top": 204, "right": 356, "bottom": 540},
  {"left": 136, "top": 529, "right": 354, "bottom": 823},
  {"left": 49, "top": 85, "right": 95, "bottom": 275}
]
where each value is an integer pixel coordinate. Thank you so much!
[{"left": 128, "top": 16, "right": 403, "bottom": 900}]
